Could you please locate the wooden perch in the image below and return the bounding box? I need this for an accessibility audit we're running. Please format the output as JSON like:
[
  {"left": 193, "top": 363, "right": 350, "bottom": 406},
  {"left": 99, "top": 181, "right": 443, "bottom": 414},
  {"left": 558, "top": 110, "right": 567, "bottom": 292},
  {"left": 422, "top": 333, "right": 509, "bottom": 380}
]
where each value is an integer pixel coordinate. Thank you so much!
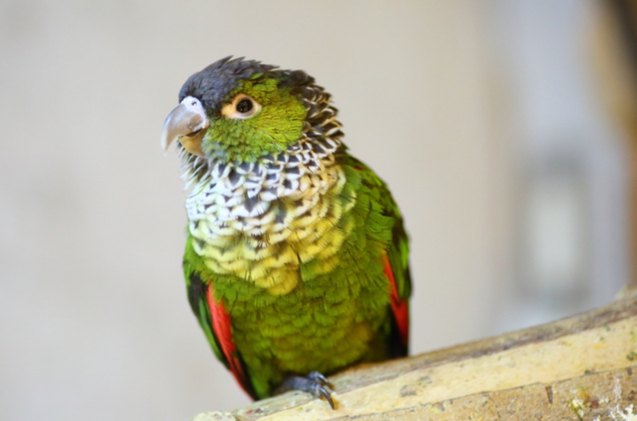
[{"left": 194, "top": 287, "right": 637, "bottom": 420}]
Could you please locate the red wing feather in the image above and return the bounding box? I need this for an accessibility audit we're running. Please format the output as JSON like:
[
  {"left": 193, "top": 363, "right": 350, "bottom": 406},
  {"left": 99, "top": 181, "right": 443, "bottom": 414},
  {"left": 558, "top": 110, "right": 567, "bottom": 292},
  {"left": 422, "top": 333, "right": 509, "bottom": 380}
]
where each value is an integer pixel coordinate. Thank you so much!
[
  {"left": 383, "top": 254, "right": 409, "bottom": 347},
  {"left": 205, "top": 285, "right": 252, "bottom": 395}
]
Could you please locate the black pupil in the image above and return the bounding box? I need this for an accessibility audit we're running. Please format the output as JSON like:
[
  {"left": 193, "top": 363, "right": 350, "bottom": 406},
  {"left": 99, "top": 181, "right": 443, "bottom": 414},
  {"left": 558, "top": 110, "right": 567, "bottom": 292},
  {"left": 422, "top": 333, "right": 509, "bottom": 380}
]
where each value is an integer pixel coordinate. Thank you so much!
[{"left": 236, "top": 98, "right": 253, "bottom": 113}]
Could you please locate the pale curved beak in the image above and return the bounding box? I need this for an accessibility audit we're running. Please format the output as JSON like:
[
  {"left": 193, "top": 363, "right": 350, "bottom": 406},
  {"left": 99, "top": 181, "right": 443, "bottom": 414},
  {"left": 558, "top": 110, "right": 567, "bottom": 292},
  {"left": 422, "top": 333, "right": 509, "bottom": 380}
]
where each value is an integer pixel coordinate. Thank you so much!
[{"left": 160, "top": 96, "right": 209, "bottom": 155}]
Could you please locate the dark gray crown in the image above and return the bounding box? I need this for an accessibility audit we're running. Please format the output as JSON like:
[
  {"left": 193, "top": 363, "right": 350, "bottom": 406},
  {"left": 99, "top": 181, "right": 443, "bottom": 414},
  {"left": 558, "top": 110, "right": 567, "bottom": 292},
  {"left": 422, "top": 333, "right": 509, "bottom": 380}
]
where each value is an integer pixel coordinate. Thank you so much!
[{"left": 178, "top": 56, "right": 315, "bottom": 114}]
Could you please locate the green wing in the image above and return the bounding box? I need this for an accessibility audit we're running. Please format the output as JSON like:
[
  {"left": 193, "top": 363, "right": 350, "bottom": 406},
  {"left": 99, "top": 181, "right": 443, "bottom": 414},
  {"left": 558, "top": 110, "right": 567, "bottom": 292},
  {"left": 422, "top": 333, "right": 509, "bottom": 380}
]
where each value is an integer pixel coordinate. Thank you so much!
[{"left": 338, "top": 151, "right": 412, "bottom": 355}]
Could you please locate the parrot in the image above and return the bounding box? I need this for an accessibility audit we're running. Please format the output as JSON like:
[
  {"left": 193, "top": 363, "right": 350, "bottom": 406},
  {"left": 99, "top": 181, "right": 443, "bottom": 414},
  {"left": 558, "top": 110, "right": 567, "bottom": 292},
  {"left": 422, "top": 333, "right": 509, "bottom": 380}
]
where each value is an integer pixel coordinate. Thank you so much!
[{"left": 161, "top": 57, "right": 411, "bottom": 408}]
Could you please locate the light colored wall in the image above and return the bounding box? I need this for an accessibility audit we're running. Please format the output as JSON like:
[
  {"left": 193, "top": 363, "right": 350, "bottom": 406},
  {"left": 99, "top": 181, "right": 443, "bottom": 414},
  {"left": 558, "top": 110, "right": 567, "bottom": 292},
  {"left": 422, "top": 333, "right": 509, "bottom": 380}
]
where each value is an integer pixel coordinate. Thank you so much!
[{"left": 0, "top": 1, "right": 626, "bottom": 420}]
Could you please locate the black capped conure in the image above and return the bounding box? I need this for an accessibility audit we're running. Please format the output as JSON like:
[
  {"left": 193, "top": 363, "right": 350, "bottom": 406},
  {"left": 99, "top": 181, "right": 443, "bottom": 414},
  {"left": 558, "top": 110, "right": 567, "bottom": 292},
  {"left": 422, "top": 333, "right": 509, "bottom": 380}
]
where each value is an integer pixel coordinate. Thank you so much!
[{"left": 161, "top": 57, "right": 411, "bottom": 408}]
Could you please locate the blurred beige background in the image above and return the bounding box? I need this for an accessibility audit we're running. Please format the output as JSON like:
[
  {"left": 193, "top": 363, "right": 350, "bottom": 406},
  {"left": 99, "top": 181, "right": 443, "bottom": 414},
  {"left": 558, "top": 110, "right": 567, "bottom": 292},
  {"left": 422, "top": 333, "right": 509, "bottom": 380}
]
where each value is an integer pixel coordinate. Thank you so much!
[{"left": 1, "top": 1, "right": 631, "bottom": 420}]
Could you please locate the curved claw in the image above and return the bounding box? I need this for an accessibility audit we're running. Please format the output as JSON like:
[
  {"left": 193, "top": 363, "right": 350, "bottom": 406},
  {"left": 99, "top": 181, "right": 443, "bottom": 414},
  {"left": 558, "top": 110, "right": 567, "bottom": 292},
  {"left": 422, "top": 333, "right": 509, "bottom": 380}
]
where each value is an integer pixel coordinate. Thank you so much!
[{"left": 316, "top": 384, "right": 335, "bottom": 409}]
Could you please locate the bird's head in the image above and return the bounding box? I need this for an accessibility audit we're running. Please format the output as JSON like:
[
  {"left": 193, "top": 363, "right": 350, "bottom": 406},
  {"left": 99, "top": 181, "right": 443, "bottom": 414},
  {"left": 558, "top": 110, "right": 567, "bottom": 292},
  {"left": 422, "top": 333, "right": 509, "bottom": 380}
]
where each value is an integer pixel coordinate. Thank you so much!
[{"left": 161, "top": 57, "right": 341, "bottom": 174}]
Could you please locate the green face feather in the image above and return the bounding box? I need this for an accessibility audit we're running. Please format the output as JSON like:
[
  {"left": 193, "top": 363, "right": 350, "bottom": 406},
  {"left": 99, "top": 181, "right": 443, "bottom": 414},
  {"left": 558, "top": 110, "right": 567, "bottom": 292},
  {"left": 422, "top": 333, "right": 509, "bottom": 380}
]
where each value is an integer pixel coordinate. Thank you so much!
[{"left": 203, "top": 78, "right": 307, "bottom": 162}]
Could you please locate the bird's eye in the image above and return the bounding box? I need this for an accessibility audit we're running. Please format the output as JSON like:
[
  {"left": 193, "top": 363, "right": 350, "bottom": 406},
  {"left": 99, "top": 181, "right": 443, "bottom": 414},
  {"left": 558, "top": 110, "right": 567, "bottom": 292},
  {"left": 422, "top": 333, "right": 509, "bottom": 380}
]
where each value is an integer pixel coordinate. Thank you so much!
[
  {"left": 221, "top": 94, "right": 261, "bottom": 120},
  {"left": 236, "top": 98, "right": 253, "bottom": 113}
]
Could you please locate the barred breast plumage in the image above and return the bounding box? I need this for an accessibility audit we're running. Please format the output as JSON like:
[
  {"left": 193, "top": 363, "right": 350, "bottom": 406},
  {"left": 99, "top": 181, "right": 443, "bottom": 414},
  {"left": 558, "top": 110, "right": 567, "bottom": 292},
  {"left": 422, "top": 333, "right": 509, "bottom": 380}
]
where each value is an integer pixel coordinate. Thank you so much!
[{"left": 185, "top": 136, "right": 357, "bottom": 294}]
